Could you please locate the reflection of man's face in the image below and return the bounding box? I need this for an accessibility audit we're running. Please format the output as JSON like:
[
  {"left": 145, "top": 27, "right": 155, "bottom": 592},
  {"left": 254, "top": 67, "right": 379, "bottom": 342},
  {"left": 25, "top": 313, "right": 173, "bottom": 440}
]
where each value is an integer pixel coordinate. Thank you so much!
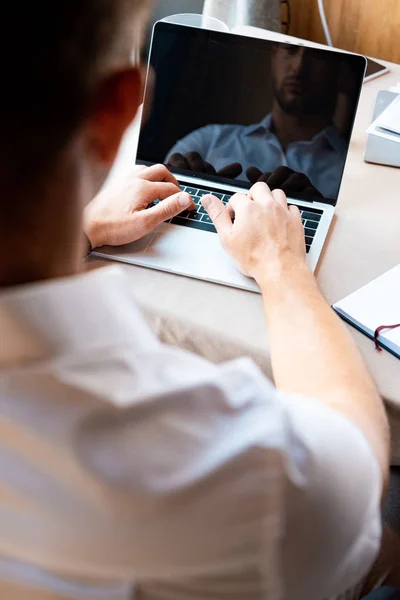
[{"left": 271, "top": 45, "right": 339, "bottom": 116}]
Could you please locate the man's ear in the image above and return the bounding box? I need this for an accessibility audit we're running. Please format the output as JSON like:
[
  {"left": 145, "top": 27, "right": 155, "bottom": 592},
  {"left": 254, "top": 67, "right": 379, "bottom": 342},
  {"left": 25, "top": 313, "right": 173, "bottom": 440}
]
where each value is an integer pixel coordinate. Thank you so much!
[{"left": 86, "top": 67, "right": 143, "bottom": 165}]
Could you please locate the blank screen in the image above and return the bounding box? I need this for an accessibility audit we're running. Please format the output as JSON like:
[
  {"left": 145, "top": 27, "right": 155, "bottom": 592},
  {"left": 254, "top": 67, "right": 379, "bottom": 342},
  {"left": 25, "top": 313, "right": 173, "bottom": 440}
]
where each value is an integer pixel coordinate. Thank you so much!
[{"left": 138, "top": 23, "right": 366, "bottom": 204}]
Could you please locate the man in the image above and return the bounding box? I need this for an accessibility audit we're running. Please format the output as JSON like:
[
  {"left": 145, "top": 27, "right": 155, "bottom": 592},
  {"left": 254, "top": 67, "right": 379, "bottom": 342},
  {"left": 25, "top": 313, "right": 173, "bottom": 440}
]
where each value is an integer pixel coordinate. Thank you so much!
[
  {"left": 0, "top": 1, "right": 396, "bottom": 599},
  {"left": 167, "top": 43, "right": 347, "bottom": 199}
]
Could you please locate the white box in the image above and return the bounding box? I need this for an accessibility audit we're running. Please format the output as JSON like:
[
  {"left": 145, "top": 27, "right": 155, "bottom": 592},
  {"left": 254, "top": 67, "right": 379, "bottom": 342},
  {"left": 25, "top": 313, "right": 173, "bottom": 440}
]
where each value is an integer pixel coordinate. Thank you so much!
[{"left": 365, "top": 91, "right": 400, "bottom": 168}]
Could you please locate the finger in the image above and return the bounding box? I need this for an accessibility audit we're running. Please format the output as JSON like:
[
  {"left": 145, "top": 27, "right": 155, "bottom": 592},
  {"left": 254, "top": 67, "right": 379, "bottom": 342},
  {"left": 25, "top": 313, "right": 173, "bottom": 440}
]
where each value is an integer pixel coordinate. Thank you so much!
[
  {"left": 289, "top": 204, "right": 301, "bottom": 217},
  {"left": 248, "top": 181, "right": 273, "bottom": 204},
  {"left": 226, "top": 192, "right": 251, "bottom": 214},
  {"left": 140, "top": 163, "right": 180, "bottom": 186},
  {"left": 280, "top": 172, "right": 313, "bottom": 193},
  {"left": 204, "top": 161, "right": 217, "bottom": 175},
  {"left": 143, "top": 181, "right": 182, "bottom": 204},
  {"left": 201, "top": 194, "right": 233, "bottom": 238},
  {"left": 185, "top": 151, "right": 208, "bottom": 173},
  {"left": 133, "top": 164, "right": 148, "bottom": 174},
  {"left": 266, "top": 166, "right": 294, "bottom": 189},
  {"left": 271, "top": 188, "right": 288, "bottom": 208},
  {"left": 289, "top": 205, "right": 307, "bottom": 257},
  {"left": 145, "top": 192, "right": 194, "bottom": 230},
  {"left": 226, "top": 202, "right": 235, "bottom": 219},
  {"left": 167, "top": 153, "right": 189, "bottom": 170},
  {"left": 289, "top": 204, "right": 302, "bottom": 220},
  {"left": 246, "top": 166, "right": 263, "bottom": 184},
  {"left": 257, "top": 172, "right": 272, "bottom": 184},
  {"left": 217, "top": 162, "right": 243, "bottom": 179}
]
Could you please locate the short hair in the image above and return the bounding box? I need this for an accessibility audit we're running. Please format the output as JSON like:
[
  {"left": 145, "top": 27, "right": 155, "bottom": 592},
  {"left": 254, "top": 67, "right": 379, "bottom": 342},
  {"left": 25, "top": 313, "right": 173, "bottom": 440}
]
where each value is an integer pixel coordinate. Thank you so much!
[{"left": 0, "top": 0, "right": 148, "bottom": 174}]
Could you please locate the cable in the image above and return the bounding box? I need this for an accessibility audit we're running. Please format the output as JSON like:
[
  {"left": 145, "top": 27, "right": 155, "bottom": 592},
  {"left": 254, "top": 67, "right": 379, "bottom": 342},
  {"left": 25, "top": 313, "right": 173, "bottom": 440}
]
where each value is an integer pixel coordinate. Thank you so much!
[{"left": 317, "top": 0, "right": 333, "bottom": 47}]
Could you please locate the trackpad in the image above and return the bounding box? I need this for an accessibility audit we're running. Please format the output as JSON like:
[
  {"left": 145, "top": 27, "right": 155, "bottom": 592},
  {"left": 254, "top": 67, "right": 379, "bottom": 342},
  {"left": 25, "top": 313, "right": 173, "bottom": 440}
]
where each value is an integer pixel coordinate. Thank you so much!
[
  {"left": 144, "top": 224, "right": 258, "bottom": 291},
  {"left": 92, "top": 224, "right": 259, "bottom": 292}
]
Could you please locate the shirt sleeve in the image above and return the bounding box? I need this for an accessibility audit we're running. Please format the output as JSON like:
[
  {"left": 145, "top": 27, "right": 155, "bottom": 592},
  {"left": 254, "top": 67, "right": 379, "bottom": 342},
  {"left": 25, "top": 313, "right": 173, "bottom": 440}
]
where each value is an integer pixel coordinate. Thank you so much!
[
  {"left": 77, "top": 348, "right": 382, "bottom": 600},
  {"left": 278, "top": 392, "right": 382, "bottom": 600}
]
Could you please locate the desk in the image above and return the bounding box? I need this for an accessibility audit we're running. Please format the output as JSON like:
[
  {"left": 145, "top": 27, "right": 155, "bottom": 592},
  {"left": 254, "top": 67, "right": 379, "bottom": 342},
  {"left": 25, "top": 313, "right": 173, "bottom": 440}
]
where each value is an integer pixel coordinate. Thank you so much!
[{"left": 95, "top": 44, "right": 400, "bottom": 463}]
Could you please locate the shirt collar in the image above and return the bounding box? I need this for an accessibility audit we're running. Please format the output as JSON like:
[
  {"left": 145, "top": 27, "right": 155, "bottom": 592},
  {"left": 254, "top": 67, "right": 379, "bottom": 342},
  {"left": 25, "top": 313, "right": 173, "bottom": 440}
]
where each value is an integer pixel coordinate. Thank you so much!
[
  {"left": 0, "top": 266, "right": 157, "bottom": 368},
  {"left": 245, "top": 113, "right": 346, "bottom": 154},
  {"left": 244, "top": 114, "right": 274, "bottom": 137}
]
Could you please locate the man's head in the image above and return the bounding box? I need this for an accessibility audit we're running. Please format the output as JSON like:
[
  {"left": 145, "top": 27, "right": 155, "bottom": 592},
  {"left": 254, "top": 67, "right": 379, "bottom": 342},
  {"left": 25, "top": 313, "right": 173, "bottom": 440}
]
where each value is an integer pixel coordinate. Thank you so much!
[
  {"left": 271, "top": 44, "right": 340, "bottom": 117},
  {"left": 0, "top": 0, "right": 151, "bottom": 181},
  {"left": 0, "top": 0, "right": 151, "bottom": 283}
]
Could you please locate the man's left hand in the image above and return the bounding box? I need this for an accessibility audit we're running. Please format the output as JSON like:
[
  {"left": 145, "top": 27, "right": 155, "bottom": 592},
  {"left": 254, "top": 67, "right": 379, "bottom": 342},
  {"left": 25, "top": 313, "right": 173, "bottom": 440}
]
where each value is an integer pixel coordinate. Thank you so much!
[{"left": 84, "top": 164, "right": 195, "bottom": 249}]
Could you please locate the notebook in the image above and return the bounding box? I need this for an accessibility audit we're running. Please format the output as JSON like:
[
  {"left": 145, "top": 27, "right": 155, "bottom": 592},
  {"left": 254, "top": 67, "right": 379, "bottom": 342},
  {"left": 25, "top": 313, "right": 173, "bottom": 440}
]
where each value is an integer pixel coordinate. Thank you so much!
[
  {"left": 333, "top": 265, "right": 400, "bottom": 359},
  {"left": 367, "top": 94, "right": 400, "bottom": 143},
  {"left": 374, "top": 94, "right": 400, "bottom": 136}
]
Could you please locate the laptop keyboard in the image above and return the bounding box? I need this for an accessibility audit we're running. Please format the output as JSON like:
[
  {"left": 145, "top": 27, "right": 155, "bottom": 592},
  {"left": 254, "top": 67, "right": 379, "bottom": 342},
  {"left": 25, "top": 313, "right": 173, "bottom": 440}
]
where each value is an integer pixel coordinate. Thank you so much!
[{"left": 158, "top": 185, "right": 322, "bottom": 253}]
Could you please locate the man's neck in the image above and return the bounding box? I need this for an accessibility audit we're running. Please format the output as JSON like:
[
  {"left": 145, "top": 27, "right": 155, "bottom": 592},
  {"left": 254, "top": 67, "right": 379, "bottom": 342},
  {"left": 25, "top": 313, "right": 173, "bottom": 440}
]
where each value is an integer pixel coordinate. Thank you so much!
[
  {"left": 0, "top": 146, "right": 87, "bottom": 288},
  {"left": 271, "top": 102, "right": 332, "bottom": 151}
]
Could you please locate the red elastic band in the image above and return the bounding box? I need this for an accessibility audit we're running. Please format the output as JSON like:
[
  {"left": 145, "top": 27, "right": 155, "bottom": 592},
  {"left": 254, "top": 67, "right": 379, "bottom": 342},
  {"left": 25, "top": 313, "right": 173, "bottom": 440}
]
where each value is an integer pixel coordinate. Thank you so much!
[{"left": 373, "top": 323, "right": 400, "bottom": 352}]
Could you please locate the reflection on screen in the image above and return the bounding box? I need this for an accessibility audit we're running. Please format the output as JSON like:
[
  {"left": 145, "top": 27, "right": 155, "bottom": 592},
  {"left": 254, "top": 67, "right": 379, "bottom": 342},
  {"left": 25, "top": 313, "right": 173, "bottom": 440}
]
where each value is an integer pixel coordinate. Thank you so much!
[{"left": 137, "top": 23, "right": 366, "bottom": 204}]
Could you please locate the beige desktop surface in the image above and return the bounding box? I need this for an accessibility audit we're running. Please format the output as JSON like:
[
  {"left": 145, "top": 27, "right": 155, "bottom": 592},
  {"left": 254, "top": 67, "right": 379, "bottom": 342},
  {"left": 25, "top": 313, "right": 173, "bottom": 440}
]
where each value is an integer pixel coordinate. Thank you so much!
[{"left": 93, "top": 33, "right": 400, "bottom": 462}]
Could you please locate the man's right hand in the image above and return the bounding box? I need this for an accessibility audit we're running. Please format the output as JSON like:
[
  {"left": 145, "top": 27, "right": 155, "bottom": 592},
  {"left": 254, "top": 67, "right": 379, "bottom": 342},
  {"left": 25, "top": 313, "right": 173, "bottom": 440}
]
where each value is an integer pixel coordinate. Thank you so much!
[
  {"left": 201, "top": 182, "right": 306, "bottom": 285},
  {"left": 167, "top": 151, "right": 242, "bottom": 179},
  {"left": 203, "top": 183, "right": 389, "bottom": 499},
  {"left": 246, "top": 166, "right": 323, "bottom": 198}
]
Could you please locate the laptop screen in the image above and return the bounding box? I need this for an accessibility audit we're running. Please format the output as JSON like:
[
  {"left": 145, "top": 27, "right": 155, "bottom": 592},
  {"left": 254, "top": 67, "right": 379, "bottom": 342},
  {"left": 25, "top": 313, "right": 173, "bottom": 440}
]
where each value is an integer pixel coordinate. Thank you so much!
[{"left": 137, "top": 22, "right": 366, "bottom": 205}]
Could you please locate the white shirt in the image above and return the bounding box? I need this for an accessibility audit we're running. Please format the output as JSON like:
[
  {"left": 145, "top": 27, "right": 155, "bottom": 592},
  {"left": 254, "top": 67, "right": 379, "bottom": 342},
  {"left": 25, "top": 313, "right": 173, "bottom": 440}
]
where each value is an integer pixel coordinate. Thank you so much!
[
  {"left": 166, "top": 114, "right": 347, "bottom": 200},
  {"left": 0, "top": 266, "right": 381, "bottom": 600}
]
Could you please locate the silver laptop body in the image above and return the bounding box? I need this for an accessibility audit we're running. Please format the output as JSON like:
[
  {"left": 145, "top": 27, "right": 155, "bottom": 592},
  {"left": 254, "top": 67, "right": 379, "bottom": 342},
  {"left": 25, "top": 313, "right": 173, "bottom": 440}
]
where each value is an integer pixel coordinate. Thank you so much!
[{"left": 93, "top": 22, "right": 366, "bottom": 293}]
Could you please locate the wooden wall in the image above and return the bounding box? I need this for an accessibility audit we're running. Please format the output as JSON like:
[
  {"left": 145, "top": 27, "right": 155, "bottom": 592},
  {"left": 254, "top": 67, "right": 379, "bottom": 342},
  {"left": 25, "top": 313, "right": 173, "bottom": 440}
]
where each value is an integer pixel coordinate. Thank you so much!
[{"left": 289, "top": 0, "right": 400, "bottom": 63}]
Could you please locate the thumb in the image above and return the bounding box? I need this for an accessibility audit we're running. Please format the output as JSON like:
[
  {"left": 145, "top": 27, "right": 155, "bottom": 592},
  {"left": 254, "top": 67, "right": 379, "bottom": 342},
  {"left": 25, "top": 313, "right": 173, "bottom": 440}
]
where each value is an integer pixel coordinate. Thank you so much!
[
  {"left": 145, "top": 191, "right": 195, "bottom": 228},
  {"left": 201, "top": 194, "right": 232, "bottom": 239}
]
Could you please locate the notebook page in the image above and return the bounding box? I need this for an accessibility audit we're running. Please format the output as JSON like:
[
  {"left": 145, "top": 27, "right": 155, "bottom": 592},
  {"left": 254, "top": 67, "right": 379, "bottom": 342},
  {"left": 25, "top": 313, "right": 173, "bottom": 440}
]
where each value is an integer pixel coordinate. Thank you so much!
[{"left": 334, "top": 265, "right": 400, "bottom": 350}]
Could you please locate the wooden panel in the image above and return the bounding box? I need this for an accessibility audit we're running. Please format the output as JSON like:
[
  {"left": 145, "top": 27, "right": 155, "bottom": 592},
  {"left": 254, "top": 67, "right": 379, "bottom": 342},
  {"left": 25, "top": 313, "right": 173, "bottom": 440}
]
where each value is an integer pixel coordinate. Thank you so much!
[{"left": 289, "top": 0, "right": 400, "bottom": 63}]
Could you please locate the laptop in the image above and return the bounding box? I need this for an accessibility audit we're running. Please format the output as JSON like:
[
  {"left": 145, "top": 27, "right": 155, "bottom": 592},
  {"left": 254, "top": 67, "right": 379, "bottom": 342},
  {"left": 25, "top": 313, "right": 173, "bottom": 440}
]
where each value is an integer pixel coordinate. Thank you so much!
[{"left": 93, "top": 21, "right": 366, "bottom": 293}]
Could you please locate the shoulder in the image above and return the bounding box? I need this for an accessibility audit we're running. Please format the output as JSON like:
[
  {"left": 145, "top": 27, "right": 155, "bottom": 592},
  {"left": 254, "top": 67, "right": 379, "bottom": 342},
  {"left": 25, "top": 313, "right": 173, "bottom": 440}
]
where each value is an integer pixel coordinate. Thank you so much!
[
  {"left": 71, "top": 346, "right": 381, "bottom": 593},
  {"left": 76, "top": 351, "right": 284, "bottom": 491},
  {"left": 281, "top": 393, "right": 382, "bottom": 599}
]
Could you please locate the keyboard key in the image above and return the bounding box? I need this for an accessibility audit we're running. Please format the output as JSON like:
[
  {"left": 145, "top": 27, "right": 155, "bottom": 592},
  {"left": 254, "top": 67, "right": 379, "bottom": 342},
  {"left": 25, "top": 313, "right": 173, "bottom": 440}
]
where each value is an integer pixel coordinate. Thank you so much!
[
  {"left": 198, "top": 206, "right": 207, "bottom": 214},
  {"left": 187, "top": 211, "right": 202, "bottom": 221},
  {"left": 197, "top": 189, "right": 213, "bottom": 198},
  {"left": 304, "top": 228, "right": 316, "bottom": 238},
  {"left": 305, "top": 236, "right": 313, "bottom": 246},
  {"left": 222, "top": 195, "right": 232, "bottom": 203},
  {"left": 171, "top": 216, "right": 216, "bottom": 233},
  {"left": 179, "top": 185, "right": 186, "bottom": 191},
  {"left": 305, "top": 220, "right": 318, "bottom": 230},
  {"left": 179, "top": 211, "right": 190, "bottom": 218},
  {"left": 302, "top": 211, "right": 322, "bottom": 222},
  {"left": 213, "top": 192, "right": 224, "bottom": 199},
  {"left": 185, "top": 187, "right": 199, "bottom": 196},
  {"left": 306, "top": 245, "right": 311, "bottom": 253},
  {"left": 201, "top": 215, "right": 213, "bottom": 224}
]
